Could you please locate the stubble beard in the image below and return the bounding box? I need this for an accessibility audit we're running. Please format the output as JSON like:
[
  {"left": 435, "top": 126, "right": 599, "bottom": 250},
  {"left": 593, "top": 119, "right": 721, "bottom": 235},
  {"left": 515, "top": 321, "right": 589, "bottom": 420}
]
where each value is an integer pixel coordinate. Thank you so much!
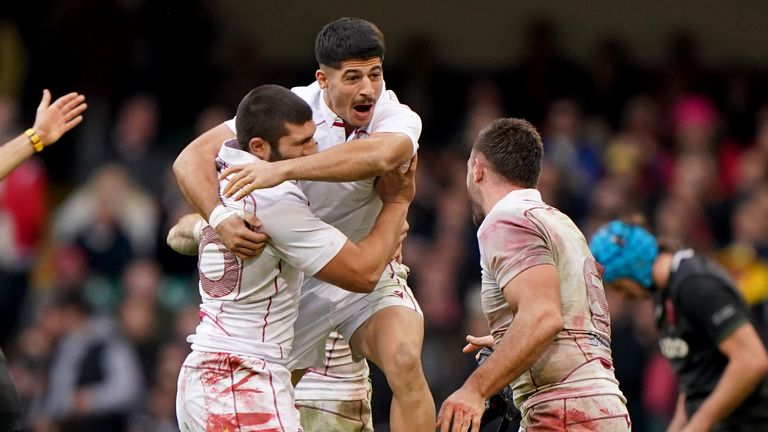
[{"left": 470, "top": 197, "right": 486, "bottom": 227}]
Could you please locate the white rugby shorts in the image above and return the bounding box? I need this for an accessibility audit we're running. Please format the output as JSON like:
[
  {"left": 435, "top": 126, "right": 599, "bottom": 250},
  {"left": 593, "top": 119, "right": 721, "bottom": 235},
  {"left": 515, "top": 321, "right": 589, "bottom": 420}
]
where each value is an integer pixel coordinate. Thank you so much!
[
  {"left": 177, "top": 350, "right": 302, "bottom": 432},
  {"left": 288, "top": 262, "right": 422, "bottom": 370}
]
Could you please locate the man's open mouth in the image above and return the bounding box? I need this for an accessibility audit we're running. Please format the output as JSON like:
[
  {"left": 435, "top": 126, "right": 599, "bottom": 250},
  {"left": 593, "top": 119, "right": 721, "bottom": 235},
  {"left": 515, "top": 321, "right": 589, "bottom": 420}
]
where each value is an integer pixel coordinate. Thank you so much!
[{"left": 353, "top": 103, "right": 373, "bottom": 113}]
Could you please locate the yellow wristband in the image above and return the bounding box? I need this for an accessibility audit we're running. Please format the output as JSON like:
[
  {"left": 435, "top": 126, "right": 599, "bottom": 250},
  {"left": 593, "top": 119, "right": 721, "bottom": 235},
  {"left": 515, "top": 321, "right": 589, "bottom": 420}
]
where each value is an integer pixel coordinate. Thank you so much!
[{"left": 24, "top": 129, "right": 44, "bottom": 152}]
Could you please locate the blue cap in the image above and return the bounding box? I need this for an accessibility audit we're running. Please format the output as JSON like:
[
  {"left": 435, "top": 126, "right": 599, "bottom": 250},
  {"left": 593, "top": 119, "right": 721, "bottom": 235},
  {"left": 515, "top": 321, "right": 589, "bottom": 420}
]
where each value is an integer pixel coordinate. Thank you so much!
[{"left": 589, "top": 220, "right": 659, "bottom": 288}]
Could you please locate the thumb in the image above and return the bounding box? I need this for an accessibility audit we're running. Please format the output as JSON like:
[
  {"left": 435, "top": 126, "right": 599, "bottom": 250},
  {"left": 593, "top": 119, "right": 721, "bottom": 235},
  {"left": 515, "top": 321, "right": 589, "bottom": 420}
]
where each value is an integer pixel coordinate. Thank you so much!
[
  {"left": 38, "top": 89, "right": 51, "bottom": 111},
  {"left": 242, "top": 212, "right": 262, "bottom": 229},
  {"left": 466, "top": 334, "right": 483, "bottom": 344}
]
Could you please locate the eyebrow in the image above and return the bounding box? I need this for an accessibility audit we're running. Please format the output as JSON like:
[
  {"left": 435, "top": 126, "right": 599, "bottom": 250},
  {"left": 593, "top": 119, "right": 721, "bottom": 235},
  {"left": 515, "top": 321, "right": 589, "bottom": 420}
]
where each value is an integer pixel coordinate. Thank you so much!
[
  {"left": 343, "top": 65, "right": 382, "bottom": 75},
  {"left": 296, "top": 135, "right": 313, "bottom": 144}
]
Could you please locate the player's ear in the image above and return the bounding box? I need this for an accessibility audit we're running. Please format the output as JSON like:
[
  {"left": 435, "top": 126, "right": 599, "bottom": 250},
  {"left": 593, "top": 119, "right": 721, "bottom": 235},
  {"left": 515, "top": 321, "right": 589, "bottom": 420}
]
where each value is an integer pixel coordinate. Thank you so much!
[
  {"left": 248, "top": 137, "right": 270, "bottom": 160},
  {"left": 473, "top": 157, "right": 485, "bottom": 182},
  {"left": 316, "top": 69, "right": 327, "bottom": 89}
]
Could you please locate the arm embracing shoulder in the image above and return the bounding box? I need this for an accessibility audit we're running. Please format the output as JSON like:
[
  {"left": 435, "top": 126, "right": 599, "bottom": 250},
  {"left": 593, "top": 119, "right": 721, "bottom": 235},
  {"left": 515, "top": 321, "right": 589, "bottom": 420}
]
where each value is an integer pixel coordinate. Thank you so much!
[
  {"left": 262, "top": 190, "right": 407, "bottom": 293},
  {"left": 173, "top": 123, "right": 234, "bottom": 219},
  {"left": 275, "top": 104, "right": 421, "bottom": 182}
]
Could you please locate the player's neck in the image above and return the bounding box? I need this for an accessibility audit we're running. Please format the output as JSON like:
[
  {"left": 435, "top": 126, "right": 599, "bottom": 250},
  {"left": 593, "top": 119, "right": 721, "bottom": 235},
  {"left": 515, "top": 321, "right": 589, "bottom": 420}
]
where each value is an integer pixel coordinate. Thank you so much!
[
  {"left": 481, "top": 182, "right": 527, "bottom": 214},
  {"left": 653, "top": 252, "right": 674, "bottom": 291}
]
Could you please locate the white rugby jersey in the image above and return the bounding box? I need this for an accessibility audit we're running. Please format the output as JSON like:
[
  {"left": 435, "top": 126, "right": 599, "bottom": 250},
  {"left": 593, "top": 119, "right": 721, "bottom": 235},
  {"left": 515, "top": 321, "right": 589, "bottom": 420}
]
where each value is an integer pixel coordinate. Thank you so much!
[
  {"left": 188, "top": 140, "right": 348, "bottom": 362},
  {"left": 223, "top": 80, "right": 420, "bottom": 399},
  {"left": 295, "top": 332, "right": 371, "bottom": 402},
  {"left": 478, "top": 189, "right": 624, "bottom": 413},
  {"left": 226, "top": 81, "right": 421, "bottom": 242}
]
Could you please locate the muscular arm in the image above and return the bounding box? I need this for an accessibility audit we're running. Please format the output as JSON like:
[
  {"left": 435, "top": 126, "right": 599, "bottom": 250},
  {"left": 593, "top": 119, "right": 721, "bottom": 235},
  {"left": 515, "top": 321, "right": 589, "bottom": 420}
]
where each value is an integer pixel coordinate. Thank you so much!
[
  {"left": 173, "top": 123, "right": 267, "bottom": 259},
  {"left": 438, "top": 264, "right": 563, "bottom": 432},
  {"left": 314, "top": 202, "right": 408, "bottom": 292},
  {"left": 221, "top": 132, "right": 414, "bottom": 199},
  {"left": 682, "top": 324, "right": 768, "bottom": 431},
  {"left": 463, "top": 264, "right": 563, "bottom": 398},
  {"left": 172, "top": 123, "right": 234, "bottom": 219},
  {"left": 277, "top": 132, "right": 413, "bottom": 181},
  {"left": 168, "top": 158, "right": 417, "bottom": 293}
]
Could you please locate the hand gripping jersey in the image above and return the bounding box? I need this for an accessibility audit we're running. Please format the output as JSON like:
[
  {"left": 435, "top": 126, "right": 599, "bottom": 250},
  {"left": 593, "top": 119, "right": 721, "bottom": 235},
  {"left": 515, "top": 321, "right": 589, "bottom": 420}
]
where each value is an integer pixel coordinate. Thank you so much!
[
  {"left": 188, "top": 139, "right": 348, "bottom": 362},
  {"left": 224, "top": 81, "right": 422, "bottom": 400}
]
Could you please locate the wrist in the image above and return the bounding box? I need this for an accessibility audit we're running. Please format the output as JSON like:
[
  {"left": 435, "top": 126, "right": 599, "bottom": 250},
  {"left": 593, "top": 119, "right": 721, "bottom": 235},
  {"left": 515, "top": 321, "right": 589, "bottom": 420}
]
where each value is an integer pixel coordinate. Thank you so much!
[
  {"left": 463, "top": 378, "right": 489, "bottom": 400},
  {"left": 276, "top": 160, "right": 292, "bottom": 183},
  {"left": 209, "top": 204, "right": 240, "bottom": 230},
  {"left": 24, "top": 128, "right": 45, "bottom": 152}
]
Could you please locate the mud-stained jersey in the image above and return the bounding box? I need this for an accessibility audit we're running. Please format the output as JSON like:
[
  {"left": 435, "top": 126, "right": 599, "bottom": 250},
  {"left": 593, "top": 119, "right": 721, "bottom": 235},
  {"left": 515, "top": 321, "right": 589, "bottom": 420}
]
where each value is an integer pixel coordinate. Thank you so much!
[
  {"left": 477, "top": 188, "right": 624, "bottom": 415},
  {"left": 188, "top": 140, "right": 348, "bottom": 363}
]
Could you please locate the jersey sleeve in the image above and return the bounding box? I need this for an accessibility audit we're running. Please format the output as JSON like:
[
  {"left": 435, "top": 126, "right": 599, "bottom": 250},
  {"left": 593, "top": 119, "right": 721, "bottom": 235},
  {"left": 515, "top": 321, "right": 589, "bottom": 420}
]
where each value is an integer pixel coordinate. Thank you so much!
[
  {"left": 371, "top": 93, "right": 422, "bottom": 156},
  {"left": 677, "top": 277, "right": 750, "bottom": 344},
  {"left": 480, "top": 212, "right": 555, "bottom": 290},
  {"left": 256, "top": 190, "right": 348, "bottom": 276}
]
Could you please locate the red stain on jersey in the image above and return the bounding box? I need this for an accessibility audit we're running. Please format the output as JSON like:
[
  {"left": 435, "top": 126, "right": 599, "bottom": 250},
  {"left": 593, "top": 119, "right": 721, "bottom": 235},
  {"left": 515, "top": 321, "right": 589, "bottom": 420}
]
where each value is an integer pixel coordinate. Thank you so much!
[
  {"left": 565, "top": 408, "right": 592, "bottom": 424},
  {"left": 206, "top": 412, "right": 280, "bottom": 431},
  {"left": 598, "top": 357, "right": 613, "bottom": 369}
]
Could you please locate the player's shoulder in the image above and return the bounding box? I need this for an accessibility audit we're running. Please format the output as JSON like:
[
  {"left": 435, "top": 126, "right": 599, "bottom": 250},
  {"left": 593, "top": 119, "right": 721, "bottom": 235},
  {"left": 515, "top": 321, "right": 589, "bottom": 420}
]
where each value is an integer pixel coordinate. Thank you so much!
[
  {"left": 250, "top": 181, "right": 309, "bottom": 210},
  {"left": 291, "top": 82, "right": 321, "bottom": 107},
  {"left": 375, "top": 88, "right": 418, "bottom": 116}
]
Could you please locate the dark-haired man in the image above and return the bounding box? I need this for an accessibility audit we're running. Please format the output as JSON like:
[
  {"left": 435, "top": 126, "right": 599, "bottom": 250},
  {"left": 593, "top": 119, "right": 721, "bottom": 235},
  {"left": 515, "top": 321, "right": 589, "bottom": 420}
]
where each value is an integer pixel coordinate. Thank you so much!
[
  {"left": 437, "top": 118, "right": 629, "bottom": 432},
  {"left": 173, "top": 18, "right": 434, "bottom": 431},
  {"left": 590, "top": 221, "right": 768, "bottom": 431},
  {"left": 172, "top": 85, "right": 415, "bottom": 431}
]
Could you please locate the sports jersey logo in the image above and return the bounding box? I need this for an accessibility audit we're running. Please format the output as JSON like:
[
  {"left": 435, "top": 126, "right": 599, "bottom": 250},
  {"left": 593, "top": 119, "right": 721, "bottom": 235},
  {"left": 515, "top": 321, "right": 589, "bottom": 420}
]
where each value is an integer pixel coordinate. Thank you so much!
[
  {"left": 659, "top": 337, "right": 689, "bottom": 359},
  {"left": 199, "top": 227, "right": 242, "bottom": 298}
]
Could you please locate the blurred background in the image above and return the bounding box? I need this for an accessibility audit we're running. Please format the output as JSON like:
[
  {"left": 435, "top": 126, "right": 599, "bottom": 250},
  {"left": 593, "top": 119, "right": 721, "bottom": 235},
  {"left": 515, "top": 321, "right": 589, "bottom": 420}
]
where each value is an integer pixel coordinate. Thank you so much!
[{"left": 1, "top": 0, "right": 767, "bottom": 431}]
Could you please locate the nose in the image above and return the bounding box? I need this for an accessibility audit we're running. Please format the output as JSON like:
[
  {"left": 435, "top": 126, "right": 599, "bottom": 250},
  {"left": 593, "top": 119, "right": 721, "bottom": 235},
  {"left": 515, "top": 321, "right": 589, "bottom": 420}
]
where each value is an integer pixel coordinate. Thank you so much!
[
  {"left": 303, "top": 139, "right": 318, "bottom": 156},
  {"left": 359, "top": 77, "right": 375, "bottom": 98}
]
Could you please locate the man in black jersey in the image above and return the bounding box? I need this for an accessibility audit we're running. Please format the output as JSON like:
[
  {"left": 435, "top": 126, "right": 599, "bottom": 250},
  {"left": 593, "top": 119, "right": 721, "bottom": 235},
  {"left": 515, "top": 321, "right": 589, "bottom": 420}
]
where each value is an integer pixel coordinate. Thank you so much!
[{"left": 590, "top": 220, "right": 768, "bottom": 432}]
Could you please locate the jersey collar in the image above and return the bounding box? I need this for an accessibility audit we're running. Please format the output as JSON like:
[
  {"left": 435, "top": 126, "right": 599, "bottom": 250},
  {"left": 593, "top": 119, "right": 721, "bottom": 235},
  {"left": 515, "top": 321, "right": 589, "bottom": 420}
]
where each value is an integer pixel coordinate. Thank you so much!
[{"left": 217, "top": 138, "right": 260, "bottom": 166}]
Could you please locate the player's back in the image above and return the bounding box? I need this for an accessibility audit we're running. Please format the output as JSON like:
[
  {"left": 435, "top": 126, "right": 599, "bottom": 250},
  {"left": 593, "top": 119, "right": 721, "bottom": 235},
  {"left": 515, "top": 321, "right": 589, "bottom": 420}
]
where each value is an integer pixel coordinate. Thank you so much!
[{"left": 478, "top": 189, "right": 623, "bottom": 413}]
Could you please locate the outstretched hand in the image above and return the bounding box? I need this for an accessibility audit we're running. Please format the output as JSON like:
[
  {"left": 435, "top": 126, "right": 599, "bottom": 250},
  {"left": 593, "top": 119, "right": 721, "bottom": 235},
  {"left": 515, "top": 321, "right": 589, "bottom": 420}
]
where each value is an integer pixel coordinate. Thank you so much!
[
  {"left": 220, "top": 159, "right": 283, "bottom": 200},
  {"left": 33, "top": 90, "right": 87, "bottom": 146}
]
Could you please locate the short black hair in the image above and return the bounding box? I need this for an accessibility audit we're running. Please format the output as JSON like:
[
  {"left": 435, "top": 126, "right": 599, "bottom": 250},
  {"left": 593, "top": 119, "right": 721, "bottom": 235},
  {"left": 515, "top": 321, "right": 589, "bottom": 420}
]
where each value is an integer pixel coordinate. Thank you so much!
[
  {"left": 473, "top": 118, "right": 543, "bottom": 188},
  {"left": 235, "top": 84, "right": 313, "bottom": 151},
  {"left": 315, "top": 17, "right": 385, "bottom": 69}
]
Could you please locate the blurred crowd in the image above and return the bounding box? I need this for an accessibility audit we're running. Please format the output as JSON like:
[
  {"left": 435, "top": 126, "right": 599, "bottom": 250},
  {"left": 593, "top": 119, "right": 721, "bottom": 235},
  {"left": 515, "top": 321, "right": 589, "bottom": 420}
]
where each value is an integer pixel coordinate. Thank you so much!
[{"left": 1, "top": 2, "right": 768, "bottom": 431}]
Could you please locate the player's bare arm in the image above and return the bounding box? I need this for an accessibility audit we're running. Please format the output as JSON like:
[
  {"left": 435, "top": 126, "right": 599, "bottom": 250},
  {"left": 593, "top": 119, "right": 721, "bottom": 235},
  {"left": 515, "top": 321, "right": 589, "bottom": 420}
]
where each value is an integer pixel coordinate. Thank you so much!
[
  {"left": 221, "top": 131, "right": 413, "bottom": 199},
  {"left": 680, "top": 323, "right": 768, "bottom": 431},
  {"left": 437, "top": 264, "right": 563, "bottom": 432},
  {"left": 313, "top": 155, "right": 416, "bottom": 293},
  {"left": 667, "top": 393, "right": 688, "bottom": 432},
  {"left": 168, "top": 156, "right": 417, "bottom": 293},
  {"left": 173, "top": 123, "right": 268, "bottom": 259},
  {"left": 0, "top": 90, "right": 87, "bottom": 180}
]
